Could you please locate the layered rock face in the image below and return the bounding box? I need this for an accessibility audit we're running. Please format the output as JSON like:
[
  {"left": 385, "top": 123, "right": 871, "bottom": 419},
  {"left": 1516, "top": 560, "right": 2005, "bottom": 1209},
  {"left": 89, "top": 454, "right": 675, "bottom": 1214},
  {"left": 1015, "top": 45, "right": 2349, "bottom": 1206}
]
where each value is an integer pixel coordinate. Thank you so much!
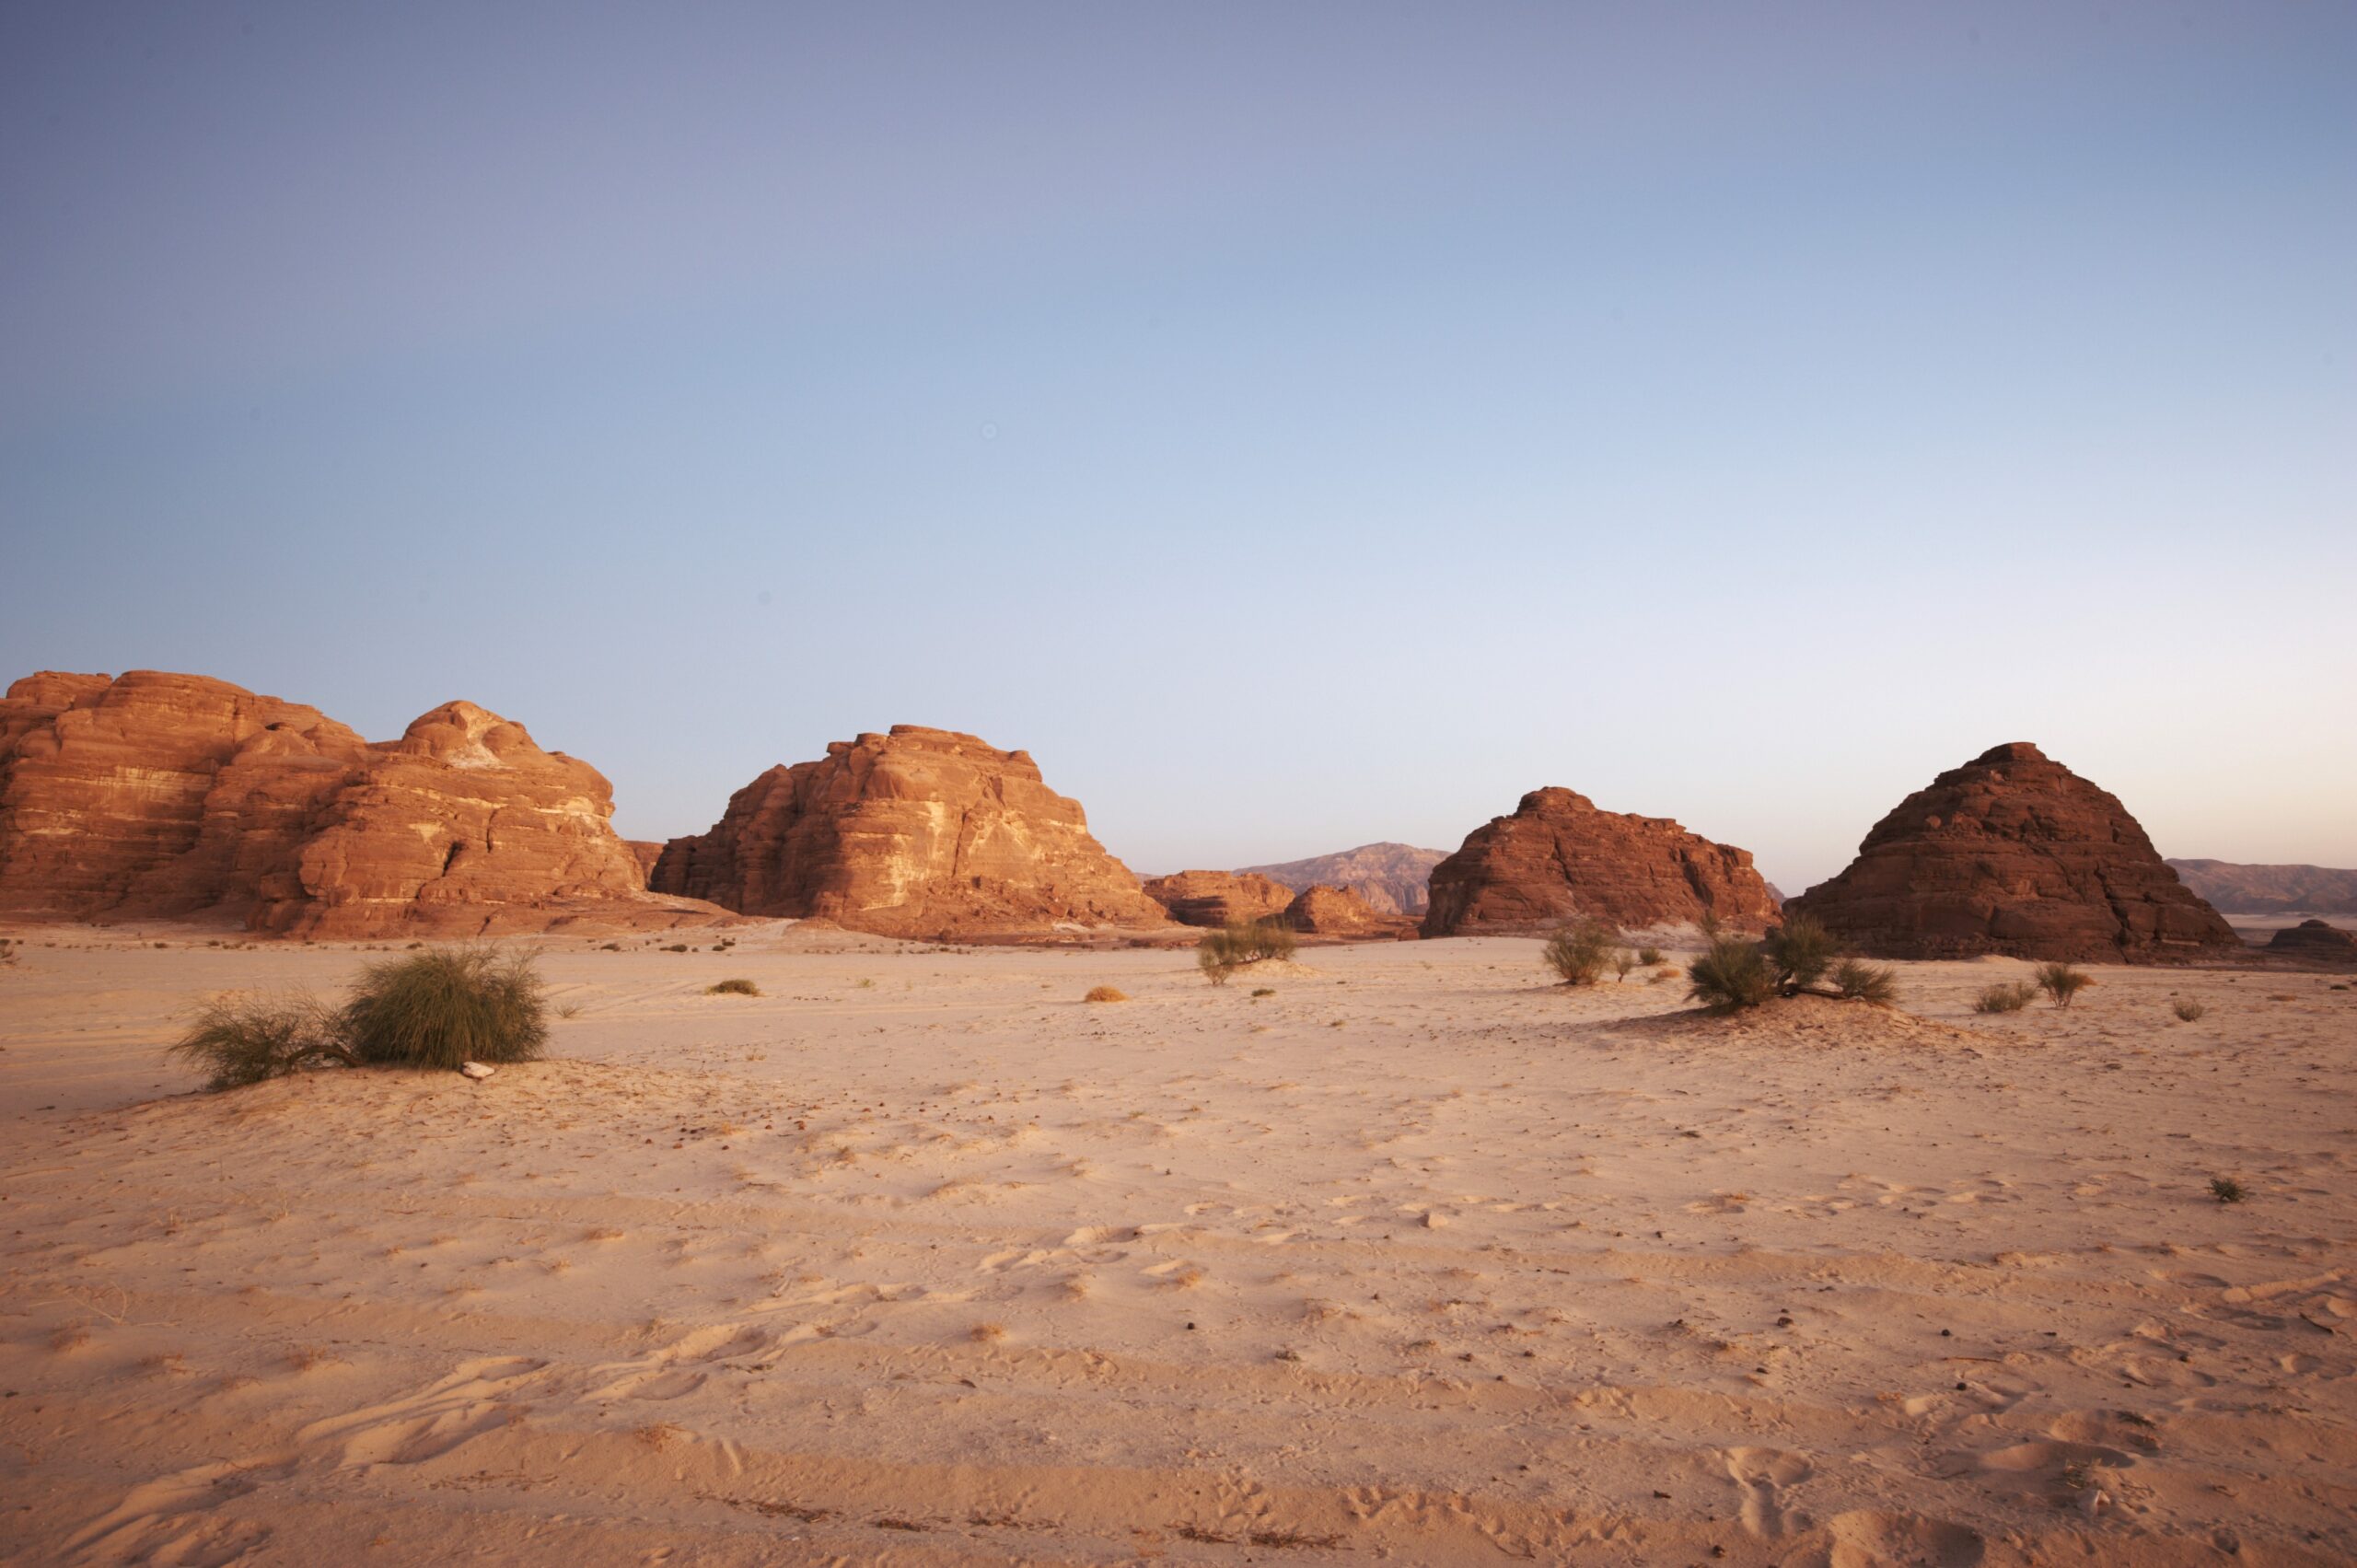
[
  {"left": 2267, "top": 920, "right": 2356, "bottom": 958},
  {"left": 652, "top": 726, "right": 1169, "bottom": 938},
  {"left": 1422, "top": 788, "right": 1777, "bottom": 936},
  {"left": 1281, "top": 882, "right": 1409, "bottom": 936},
  {"left": 0, "top": 670, "right": 714, "bottom": 936},
  {"left": 1142, "top": 870, "right": 1298, "bottom": 928},
  {"left": 1239, "top": 842, "right": 1446, "bottom": 915},
  {"left": 1784, "top": 743, "right": 2242, "bottom": 963}
]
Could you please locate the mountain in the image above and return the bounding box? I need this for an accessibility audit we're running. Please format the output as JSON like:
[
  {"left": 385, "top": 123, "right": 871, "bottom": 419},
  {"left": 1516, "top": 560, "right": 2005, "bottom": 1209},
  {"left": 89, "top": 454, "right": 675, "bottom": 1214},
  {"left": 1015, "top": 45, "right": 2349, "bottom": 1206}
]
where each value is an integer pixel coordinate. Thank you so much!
[
  {"left": 2165, "top": 860, "right": 2357, "bottom": 915},
  {"left": 1237, "top": 842, "right": 1447, "bottom": 916}
]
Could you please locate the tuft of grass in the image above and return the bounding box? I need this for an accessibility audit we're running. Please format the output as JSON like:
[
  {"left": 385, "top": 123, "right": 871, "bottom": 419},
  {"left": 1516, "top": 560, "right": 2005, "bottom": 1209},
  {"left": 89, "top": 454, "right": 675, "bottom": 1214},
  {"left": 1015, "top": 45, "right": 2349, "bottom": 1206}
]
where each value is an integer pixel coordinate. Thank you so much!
[
  {"left": 1541, "top": 919, "right": 1618, "bottom": 986},
  {"left": 2035, "top": 962, "right": 2092, "bottom": 1008},
  {"left": 1973, "top": 981, "right": 2039, "bottom": 1014},
  {"left": 1198, "top": 918, "right": 1295, "bottom": 985},
  {"left": 1084, "top": 985, "right": 1128, "bottom": 1003},
  {"left": 2209, "top": 1176, "right": 2246, "bottom": 1204},
  {"left": 1611, "top": 948, "right": 1640, "bottom": 982},
  {"left": 2171, "top": 999, "right": 2207, "bottom": 1022},
  {"left": 707, "top": 978, "right": 762, "bottom": 996},
  {"left": 1831, "top": 958, "right": 1898, "bottom": 1005},
  {"left": 1686, "top": 933, "right": 1776, "bottom": 1011},
  {"left": 1636, "top": 945, "right": 1665, "bottom": 968},
  {"left": 1763, "top": 912, "right": 1838, "bottom": 990},
  {"left": 169, "top": 991, "right": 354, "bottom": 1090},
  {"left": 341, "top": 946, "right": 547, "bottom": 1070}
]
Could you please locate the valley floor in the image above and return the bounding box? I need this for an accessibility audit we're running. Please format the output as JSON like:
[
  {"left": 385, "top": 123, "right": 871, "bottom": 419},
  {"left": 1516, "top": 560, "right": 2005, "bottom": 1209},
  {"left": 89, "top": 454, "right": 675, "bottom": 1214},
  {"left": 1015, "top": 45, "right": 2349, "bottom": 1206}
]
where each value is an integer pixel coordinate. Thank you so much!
[{"left": 1, "top": 927, "right": 2351, "bottom": 1565}]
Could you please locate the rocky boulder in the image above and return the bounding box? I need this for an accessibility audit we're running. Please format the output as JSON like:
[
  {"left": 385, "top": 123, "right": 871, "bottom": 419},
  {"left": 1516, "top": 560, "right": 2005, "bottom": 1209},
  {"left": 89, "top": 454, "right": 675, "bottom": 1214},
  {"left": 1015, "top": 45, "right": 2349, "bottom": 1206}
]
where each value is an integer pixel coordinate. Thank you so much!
[
  {"left": 1423, "top": 788, "right": 1776, "bottom": 936},
  {"left": 1282, "top": 882, "right": 1410, "bottom": 936},
  {"left": 1142, "top": 870, "right": 1298, "bottom": 928},
  {"left": 1784, "top": 743, "right": 2242, "bottom": 962},
  {"left": 652, "top": 726, "right": 1169, "bottom": 939},
  {"left": 0, "top": 670, "right": 720, "bottom": 936}
]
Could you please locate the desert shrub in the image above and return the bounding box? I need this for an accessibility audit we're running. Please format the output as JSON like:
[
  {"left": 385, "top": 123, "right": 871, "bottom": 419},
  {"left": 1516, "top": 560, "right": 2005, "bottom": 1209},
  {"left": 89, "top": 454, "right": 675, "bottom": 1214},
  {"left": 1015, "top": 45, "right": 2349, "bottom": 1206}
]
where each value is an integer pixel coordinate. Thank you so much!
[
  {"left": 1541, "top": 919, "right": 1617, "bottom": 986},
  {"left": 662, "top": 943, "right": 689, "bottom": 953},
  {"left": 2209, "top": 1176, "right": 2247, "bottom": 1204},
  {"left": 1611, "top": 948, "right": 1640, "bottom": 982},
  {"left": 2035, "top": 962, "right": 2091, "bottom": 1008},
  {"left": 1972, "top": 981, "right": 2039, "bottom": 1014},
  {"left": 1637, "top": 945, "right": 1665, "bottom": 968},
  {"left": 169, "top": 992, "right": 354, "bottom": 1090},
  {"left": 340, "top": 947, "right": 547, "bottom": 1071},
  {"left": 2171, "top": 999, "right": 2207, "bottom": 1022},
  {"left": 1830, "top": 958, "right": 1898, "bottom": 1005},
  {"left": 1198, "top": 919, "right": 1295, "bottom": 984},
  {"left": 707, "top": 978, "right": 761, "bottom": 996},
  {"left": 1687, "top": 933, "right": 1776, "bottom": 1011},
  {"left": 1084, "top": 985, "right": 1128, "bottom": 1003},
  {"left": 1763, "top": 912, "right": 1838, "bottom": 990}
]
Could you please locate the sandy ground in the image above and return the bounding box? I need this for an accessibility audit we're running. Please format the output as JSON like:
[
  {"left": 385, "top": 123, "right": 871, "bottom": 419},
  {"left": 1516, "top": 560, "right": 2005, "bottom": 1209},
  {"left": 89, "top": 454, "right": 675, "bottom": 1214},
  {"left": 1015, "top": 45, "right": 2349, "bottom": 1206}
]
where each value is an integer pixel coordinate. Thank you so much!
[{"left": 1, "top": 924, "right": 2351, "bottom": 1567}]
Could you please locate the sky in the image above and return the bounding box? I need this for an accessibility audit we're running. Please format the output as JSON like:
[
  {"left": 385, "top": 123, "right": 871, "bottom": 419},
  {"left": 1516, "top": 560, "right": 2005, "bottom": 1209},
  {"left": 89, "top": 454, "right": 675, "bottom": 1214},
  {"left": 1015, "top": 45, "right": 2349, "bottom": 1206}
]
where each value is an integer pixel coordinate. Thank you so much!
[{"left": 3, "top": 2, "right": 2351, "bottom": 893}]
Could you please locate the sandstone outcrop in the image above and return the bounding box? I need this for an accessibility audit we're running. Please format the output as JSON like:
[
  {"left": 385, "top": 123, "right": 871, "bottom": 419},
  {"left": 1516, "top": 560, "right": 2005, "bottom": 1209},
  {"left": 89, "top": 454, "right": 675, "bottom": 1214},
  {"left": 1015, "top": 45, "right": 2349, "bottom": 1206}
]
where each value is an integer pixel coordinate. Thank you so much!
[
  {"left": 624, "top": 840, "right": 667, "bottom": 888},
  {"left": 2266, "top": 919, "right": 2356, "bottom": 958},
  {"left": 1281, "top": 882, "right": 1410, "bottom": 937},
  {"left": 1143, "top": 870, "right": 1298, "bottom": 928},
  {"left": 651, "top": 726, "right": 1169, "bottom": 939},
  {"left": 1784, "top": 743, "right": 2242, "bottom": 963},
  {"left": 1239, "top": 842, "right": 1446, "bottom": 915},
  {"left": 1422, "top": 789, "right": 1776, "bottom": 936},
  {"left": 0, "top": 670, "right": 721, "bottom": 936}
]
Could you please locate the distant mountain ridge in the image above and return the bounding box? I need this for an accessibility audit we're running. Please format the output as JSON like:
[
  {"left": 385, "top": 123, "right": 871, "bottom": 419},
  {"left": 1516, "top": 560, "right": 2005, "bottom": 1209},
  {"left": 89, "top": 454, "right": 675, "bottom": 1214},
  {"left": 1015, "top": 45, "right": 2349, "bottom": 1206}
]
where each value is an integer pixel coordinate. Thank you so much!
[
  {"left": 1238, "top": 842, "right": 1446, "bottom": 916},
  {"left": 2166, "top": 859, "right": 2357, "bottom": 915}
]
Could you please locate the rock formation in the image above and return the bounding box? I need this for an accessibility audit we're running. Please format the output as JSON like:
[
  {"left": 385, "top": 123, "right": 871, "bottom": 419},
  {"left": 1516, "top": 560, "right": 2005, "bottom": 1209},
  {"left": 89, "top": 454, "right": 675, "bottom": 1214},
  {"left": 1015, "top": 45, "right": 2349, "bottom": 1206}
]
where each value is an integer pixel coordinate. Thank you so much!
[
  {"left": 0, "top": 669, "right": 719, "bottom": 936},
  {"left": 651, "top": 726, "right": 1169, "bottom": 939},
  {"left": 1784, "top": 743, "right": 2242, "bottom": 962},
  {"left": 1422, "top": 789, "right": 1776, "bottom": 936},
  {"left": 1142, "top": 870, "right": 1298, "bottom": 928},
  {"left": 1239, "top": 842, "right": 1446, "bottom": 916},
  {"left": 2166, "top": 859, "right": 2357, "bottom": 916},
  {"left": 2266, "top": 919, "right": 2356, "bottom": 959},
  {"left": 624, "top": 840, "right": 667, "bottom": 888},
  {"left": 1281, "top": 882, "right": 1410, "bottom": 937}
]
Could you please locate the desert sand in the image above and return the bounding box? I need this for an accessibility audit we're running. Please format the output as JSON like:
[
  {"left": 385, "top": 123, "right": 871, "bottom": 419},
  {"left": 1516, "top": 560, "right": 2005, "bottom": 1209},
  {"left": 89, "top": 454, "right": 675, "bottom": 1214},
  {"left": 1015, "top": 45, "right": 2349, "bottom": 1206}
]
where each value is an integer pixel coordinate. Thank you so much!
[{"left": 2, "top": 925, "right": 2351, "bottom": 1565}]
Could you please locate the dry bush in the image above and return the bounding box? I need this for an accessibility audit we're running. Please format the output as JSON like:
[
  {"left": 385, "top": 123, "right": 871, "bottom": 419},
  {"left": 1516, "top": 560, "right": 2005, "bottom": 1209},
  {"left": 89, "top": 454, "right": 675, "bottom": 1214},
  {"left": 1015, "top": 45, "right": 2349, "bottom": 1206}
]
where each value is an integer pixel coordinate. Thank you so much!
[
  {"left": 1687, "top": 934, "right": 1776, "bottom": 1011},
  {"left": 1198, "top": 919, "right": 1295, "bottom": 984},
  {"left": 1084, "top": 985, "right": 1128, "bottom": 1003},
  {"left": 1611, "top": 948, "right": 1641, "bottom": 982},
  {"left": 2034, "top": 962, "right": 2092, "bottom": 1008},
  {"left": 1541, "top": 919, "right": 1618, "bottom": 986},
  {"left": 1972, "top": 981, "right": 2038, "bottom": 1014},
  {"left": 342, "top": 947, "right": 547, "bottom": 1070},
  {"left": 169, "top": 991, "right": 354, "bottom": 1090},
  {"left": 2171, "top": 998, "right": 2207, "bottom": 1022},
  {"left": 707, "top": 978, "right": 761, "bottom": 996},
  {"left": 1636, "top": 945, "right": 1665, "bottom": 967},
  {"left": 1831, "top": 958, "right": 1898, "bottom": 1005}
]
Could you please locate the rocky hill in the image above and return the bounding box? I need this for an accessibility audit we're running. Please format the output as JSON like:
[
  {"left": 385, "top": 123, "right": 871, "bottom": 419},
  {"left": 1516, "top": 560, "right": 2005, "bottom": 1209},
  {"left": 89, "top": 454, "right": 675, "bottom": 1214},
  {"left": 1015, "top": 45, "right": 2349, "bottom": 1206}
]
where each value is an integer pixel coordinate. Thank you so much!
[
  {"left": 651, "top": 726, "right": 1169, "bottom": 940},
  {"left": 1238, "top": 842, "right": 1446, "bottom": 916},
  {"left": 2165, "top": 859, "right": 2357, "bottom": 915},
  {"left": 1786, "top": 743, "right": 2241, "bottom": 962}
]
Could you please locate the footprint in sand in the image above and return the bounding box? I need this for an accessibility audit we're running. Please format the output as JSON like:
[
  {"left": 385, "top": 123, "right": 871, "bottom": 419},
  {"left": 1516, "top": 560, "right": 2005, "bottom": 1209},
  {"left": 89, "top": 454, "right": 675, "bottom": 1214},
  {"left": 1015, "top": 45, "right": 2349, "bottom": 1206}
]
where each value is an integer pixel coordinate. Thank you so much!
[
  {"left": 1826, "top": 1509, "right": 1985, "bottom": 1568},
  {"left": 1724, "top": 1446, "right": 1813, "bottom": 1538}
]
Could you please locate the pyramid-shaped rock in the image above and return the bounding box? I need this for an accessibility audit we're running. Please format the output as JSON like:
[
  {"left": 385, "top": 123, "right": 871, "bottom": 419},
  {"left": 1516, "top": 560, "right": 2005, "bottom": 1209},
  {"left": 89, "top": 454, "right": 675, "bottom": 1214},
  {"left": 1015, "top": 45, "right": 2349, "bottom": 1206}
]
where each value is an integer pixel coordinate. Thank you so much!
[
  {"left": 1784, "top": 742, "right": 2241, "bottom": 962},
  {"left": 1422, "top": 787, "right": 1777, "bottom": 935},
  {"left": 651, "top": 726, "right": 1169, "bottom": 939}
]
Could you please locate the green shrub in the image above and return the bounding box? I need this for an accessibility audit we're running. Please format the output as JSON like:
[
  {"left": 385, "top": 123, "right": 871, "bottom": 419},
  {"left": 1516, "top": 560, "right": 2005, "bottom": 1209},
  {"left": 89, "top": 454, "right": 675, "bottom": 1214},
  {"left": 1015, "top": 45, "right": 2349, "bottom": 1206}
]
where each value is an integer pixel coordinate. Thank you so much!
[
  {"left": 169, "top": 992, "right": 354, "bottom": 1090},
  {"left": 1541, "top": 919, "right": 1617, "bottom": 986},
  {"left": 2035, "top": 962, "right": 2092, "bottom": 1008},
  {"left": 1611, "top": 948, "right": 1641, "bottom": 982},
  {"left": 341, "top": 947, "right": 547, "bottom": 1071},
  {"left": 1831, "top": 958, "right": 1898, "bottom": 1005},
  {"left": 1973, "top": 981, "right": 2039, "bottom": 1014},
  {"left": 1197, "top": 919, "right": 1296, "bottom": 984},
  {"left": 1687, "top": 934, "right": 1776, "bottom": 1011},
  {"left": 707, "top": 978, "right": 761, "bottom": 996},
  {"left": 1763, "top": 912, "right": 1838, "bottom": 990},
  {"left": 1636, "top": 945, "right": 1665, "bottom": 968},
  {"left": 2209, "top": 1176, "right": 2246, "bottom": 1204}
]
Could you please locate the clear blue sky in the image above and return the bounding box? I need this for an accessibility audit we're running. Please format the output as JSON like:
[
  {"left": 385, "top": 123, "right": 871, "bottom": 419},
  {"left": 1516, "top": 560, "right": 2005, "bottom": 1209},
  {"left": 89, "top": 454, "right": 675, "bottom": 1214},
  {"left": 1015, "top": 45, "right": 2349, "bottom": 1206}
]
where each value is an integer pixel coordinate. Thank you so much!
[{"left": 4, "top": 3, "right": 2351, "bottom": 891}]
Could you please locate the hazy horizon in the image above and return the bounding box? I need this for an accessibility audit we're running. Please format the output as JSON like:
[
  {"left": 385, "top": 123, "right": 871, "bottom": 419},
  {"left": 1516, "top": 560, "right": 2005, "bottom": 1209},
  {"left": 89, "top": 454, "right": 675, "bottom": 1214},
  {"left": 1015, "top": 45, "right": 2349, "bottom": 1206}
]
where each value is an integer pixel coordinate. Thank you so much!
[{"left": 5, "top": 4, "right": 2351, "bottom": 894}]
